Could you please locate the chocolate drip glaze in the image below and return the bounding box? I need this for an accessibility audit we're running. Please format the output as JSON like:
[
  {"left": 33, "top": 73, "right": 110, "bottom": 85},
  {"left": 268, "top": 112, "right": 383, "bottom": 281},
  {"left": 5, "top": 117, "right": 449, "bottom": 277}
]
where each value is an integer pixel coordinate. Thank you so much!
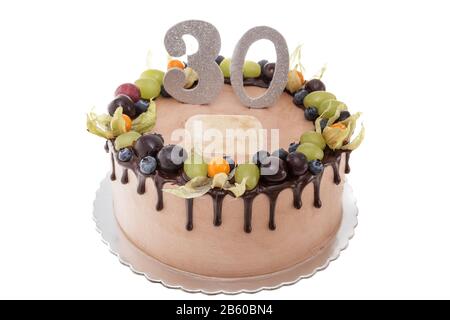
[
  {"left": 345, "top": 152, "right": 351, "bottom": 174},
  {"left": 266, "top": 191, "right": 281, "bottom": 230},
  {"left": 209, "top": 191, "right": 226, "bottom": 226},
  {"left": 137, "top": 175, "right": 146, "bottom": 194},
  {"left": 186, "top": 199, "right": 194, "bottom": 231},
  {"left": 109, "top": 151, "right": 116, "bottom": 181},
  {"left": 313, "top": 174, "right": 323, "bottom": 208},
  {"left": 108, "top": 143, "right": 351, "bottom": 233},
  {"left": 243, "top": 195, "right": 255, "bottom": 233},
  {"left": 121, "top": 169, "right": 129, "bottom": 184}
]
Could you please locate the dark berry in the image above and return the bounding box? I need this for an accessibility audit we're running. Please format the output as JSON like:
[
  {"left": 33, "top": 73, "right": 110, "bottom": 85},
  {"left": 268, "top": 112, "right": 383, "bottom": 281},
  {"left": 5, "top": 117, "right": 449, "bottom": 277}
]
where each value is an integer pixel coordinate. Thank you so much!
[
  {"left": 262, "top": 62, "right": 276, "bottom": 81},
  {"left": 293, "top": 89, "right": 309, "bottom": 107},
  {"left": 286, "top": 152, "right": 308, "bottom": 176},
  {"left": 320, "top": 119, "right": 328, "bottom": 132},
  {"left": 305, "top": 79, "right": 326, "bottom": 92},
  {"left": 304, "top": 107, "right": 319, "bottom": 121},
  {"left": 337, "top": 111, "right": 351, "bottom": 122},
  {"left": 308, "top": 160, "right": 324, "bottom": 175},
  {"left": 118, "top": 148, "right": 133, "bottom": 162},
  {"left": 157, "top": 144, "right": 187, "bottom": 173},
  {"left": 252, "top": 150, "right": 270, "bottom": 166},
  {"left": 258, "top": 59, "right": 269, "bottom": 70},
  {"left": 215, "top": 55, "right": 225, "bottom": 65},
  {"left": 288, "top": 142, "right": 300, "bottom": 153},
  {"left": 261, "top": 156, "right": 288, "bottom": 183},
  {"left": 160, "top": 85, "right": 171, "bottom": 98},
  {"left": 139, "top": 156, "right": 157, "bottom": 175},
  {"left": 115, "top": 83, "right": 141, "bottom": 102},
  {"left": 223, "top": 156, "right": 235, "bottom": 171},
  {"left": 272, "top": 148, "right": 288, "bottom": 160},
  {"left": 154, "top": 133, "right": 164, "bottom": 144},
  {"left": 134, "top": 99, "right": 150, "bottom": 116},
  {"left": 134, "top": 134, "right": 164, "bottom": 158},
  {"left": 108, "top": 95, "right": 136, "bottom": 119}
]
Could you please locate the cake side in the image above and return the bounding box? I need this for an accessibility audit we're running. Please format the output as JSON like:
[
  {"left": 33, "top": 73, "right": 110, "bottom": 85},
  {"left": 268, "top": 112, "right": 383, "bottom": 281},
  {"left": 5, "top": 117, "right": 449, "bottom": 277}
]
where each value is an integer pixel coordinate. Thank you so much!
[{"left": 112, "top": 154, "right": 346, "bottom": 278}]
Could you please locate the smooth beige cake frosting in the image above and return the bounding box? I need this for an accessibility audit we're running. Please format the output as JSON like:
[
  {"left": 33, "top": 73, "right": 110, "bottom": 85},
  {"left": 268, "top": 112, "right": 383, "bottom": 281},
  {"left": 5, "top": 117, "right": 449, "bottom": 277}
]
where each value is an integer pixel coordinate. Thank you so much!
[{"left": 111, "top": 86, "right": 346, "bottom": 278}]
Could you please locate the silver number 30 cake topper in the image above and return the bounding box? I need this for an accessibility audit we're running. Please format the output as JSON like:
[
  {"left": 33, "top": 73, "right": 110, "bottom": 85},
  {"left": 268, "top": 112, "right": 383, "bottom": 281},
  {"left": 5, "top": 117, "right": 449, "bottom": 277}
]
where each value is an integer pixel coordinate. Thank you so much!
[{"left": 163, "top": 20, "right": 289, "bottom": 108}]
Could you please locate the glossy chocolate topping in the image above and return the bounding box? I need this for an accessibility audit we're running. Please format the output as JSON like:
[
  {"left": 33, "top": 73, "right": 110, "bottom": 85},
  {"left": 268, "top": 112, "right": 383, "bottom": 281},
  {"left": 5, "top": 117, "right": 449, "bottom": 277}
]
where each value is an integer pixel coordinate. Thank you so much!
[{"left": 106, "top": 141, "right": 350, "bottom": 233}]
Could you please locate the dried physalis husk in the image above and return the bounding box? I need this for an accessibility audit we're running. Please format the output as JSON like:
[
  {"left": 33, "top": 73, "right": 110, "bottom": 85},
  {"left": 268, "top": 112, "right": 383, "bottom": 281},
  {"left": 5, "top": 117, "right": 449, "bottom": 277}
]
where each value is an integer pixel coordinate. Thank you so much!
[
  {"left": 163, "top": 176, "right": 212, "bottom": 199},
  {"left": 211, "top": 173, "right": 228, "bottom": 189},
  {"left": 211, "top": 173, "right": 247, "bottom": 197},
  {"left": 340, "top": 112, "right": 361, "bottom": 141},
  {"left": 224, "top": 177, "right": 247, "bottom": 198},
  {"left": 114, "top": 131, "right": 141, "bottom": 150},
  {"left": 131, "top": 100, "right": 157, "bottom": 134},
  {"left": 286, "top": 70, "right": 304, "bottom": 94},
  {"left": 86, "top": 111, "right": 114, "bottom": 139},
  {"left": 111, "top": 107, "right": 127, "bottom": 137},
  {"left": 184, "top": 67, "right": 199, "bottom": 89},
  {"left": 327, "top": 103, "right": 348, "bottom": 126},
  {"left": 342, "top": 125, "right": 365, "bottom": 151},
  {"left": 323, "top": 123, "right": 351, "bottom": 150}
]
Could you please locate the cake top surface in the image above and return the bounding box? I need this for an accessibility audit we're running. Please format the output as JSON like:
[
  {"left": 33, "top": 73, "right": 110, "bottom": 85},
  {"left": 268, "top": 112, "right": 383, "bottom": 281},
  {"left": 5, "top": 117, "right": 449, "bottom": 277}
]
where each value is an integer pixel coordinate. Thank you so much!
[{"left": 86, "top": 19, "right": 364, "bottom": 204}]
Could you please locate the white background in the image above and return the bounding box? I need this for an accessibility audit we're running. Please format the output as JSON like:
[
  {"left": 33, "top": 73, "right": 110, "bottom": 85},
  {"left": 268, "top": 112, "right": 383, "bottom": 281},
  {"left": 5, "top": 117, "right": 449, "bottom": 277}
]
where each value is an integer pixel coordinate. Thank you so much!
[{"left": 0, "top": 0, "right": 449, "bottom": 299}]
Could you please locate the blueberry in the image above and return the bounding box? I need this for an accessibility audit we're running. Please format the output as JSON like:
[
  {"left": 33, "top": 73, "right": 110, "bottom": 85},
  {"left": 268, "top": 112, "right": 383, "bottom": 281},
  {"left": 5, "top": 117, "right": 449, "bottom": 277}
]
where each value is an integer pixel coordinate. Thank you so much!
[
  {"left": 118, "top": 148, "right": 133, "bottom": 162},
  {"left": 252, "top": 150, "right": 271, "bottom": 166},
  {"left": 139, "top": 156, "right": 157, "bottom": 175},
  {"left": 272, "top": 148, "right": 288, "bottom": 160},
  {"left": 258, "top": 59, "right": 268, "bottom": 70},
  {"left": 223, "top": 156, "right": 235, "bottom": 171},
  {"left": 134, "top": 99, "right": 150, "bottom": 116},
  {"left": 288, "top": 142, "right": 300, "bottom": 153},
  {"left": 304, "top": 107, "right": 319, "bottom": 121},
  {"left": 293, "top": 89, "right": 309, "bottom": 107},
  {"left": 320, "top": 118, "right": 328, "bottom": 132},
  {"left": 215, "top": 55, "right": 225, "bottom": 65},
  {"left": 337, "top": 111, "right": 351, "bottom": 122},
  {"left": 160, "top": 85, "right": 171, "bottom": 98},
  {"left": 308, "top": 160, "right": 324, "bottom": 175}
]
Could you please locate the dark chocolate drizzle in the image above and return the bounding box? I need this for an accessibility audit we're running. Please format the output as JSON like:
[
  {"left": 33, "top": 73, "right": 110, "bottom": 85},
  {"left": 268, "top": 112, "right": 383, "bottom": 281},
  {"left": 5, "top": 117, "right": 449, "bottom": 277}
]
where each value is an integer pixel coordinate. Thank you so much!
[
  {"left": 186, "top": 199, "right": 194, "bottom": 231},
  {"left": 120, "top": 169, "right": 128, "bottom": 184},
  {"left": 110, "top": 153, "right": 116, "bottom": 181},
  {"left": 209, "top": 191, "right": 226, "bottom": 226},
  {"left": 107, "top": 140, "right": 351, "bottom": 233},
  {"left": 345, "top": 152, "right": 351, "bottom": 174}
]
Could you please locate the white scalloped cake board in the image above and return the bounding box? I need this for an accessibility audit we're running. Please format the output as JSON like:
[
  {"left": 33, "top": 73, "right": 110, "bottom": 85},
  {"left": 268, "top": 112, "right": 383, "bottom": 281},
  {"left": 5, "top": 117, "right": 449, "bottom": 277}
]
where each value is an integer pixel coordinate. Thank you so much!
[{"left": 93, "top": 176, "right": 358, "bottom": 294}]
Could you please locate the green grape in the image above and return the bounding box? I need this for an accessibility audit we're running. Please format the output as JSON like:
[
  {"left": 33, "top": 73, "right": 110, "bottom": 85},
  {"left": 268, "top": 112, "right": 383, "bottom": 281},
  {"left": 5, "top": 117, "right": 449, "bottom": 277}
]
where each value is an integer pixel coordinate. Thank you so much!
[
  {"left": 300, "top": 131, "right": 326, "bottom": 150},
  {"left": 220, "top": 58, "right": 231, "bottom": 77},
  {"left": 140, "top": 69, "right": 165, "bottom": 85},
  {"left": 183, "top": 155, "right": 208, "bottom": 179},
  {"left": 135, "top": 78, "right": 161, "bottom": 100},
  {"left": 235, "top": 163, "right": 260, "bottom": 191},
  {"left": 303, "top": 91, "right": 336, "bottom": 109},
  {"left": 296, "top": 143, "right": 324, "bottom": 161},
  {"left": 243, "top": 61, "right": 261, "bottom": 78},
  {"left": 318, "top": 99, "right": 347, "bottom": 118},
  {"left": 114, "top": 131, "right": 141, "bottom": 150}
]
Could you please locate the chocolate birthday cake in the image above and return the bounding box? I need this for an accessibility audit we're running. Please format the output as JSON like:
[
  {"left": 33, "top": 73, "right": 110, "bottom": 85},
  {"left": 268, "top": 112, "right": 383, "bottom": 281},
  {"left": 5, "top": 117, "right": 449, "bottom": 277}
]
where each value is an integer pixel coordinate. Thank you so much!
[{"left": 88, "top": 21, "right": 364, "bottom": 278}]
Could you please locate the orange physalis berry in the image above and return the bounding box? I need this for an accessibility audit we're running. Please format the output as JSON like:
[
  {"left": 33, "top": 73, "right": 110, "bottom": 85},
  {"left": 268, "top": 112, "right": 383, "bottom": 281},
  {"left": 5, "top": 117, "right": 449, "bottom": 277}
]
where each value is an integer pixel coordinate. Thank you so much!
[
  {"left": 122, "top": 114, "right": 132, "bottom": 131},
  {"left": 296, "top": 70, "right": 305, "bottom": 85},
  {"left": 167, "top": 59, "right": 185, "bottom": 70},
  {"left": 207, "top": 157, "right": 231, "bottom": 178},
  {"left": 330, "top": 122, "right": 346, "bottom": 130}
]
